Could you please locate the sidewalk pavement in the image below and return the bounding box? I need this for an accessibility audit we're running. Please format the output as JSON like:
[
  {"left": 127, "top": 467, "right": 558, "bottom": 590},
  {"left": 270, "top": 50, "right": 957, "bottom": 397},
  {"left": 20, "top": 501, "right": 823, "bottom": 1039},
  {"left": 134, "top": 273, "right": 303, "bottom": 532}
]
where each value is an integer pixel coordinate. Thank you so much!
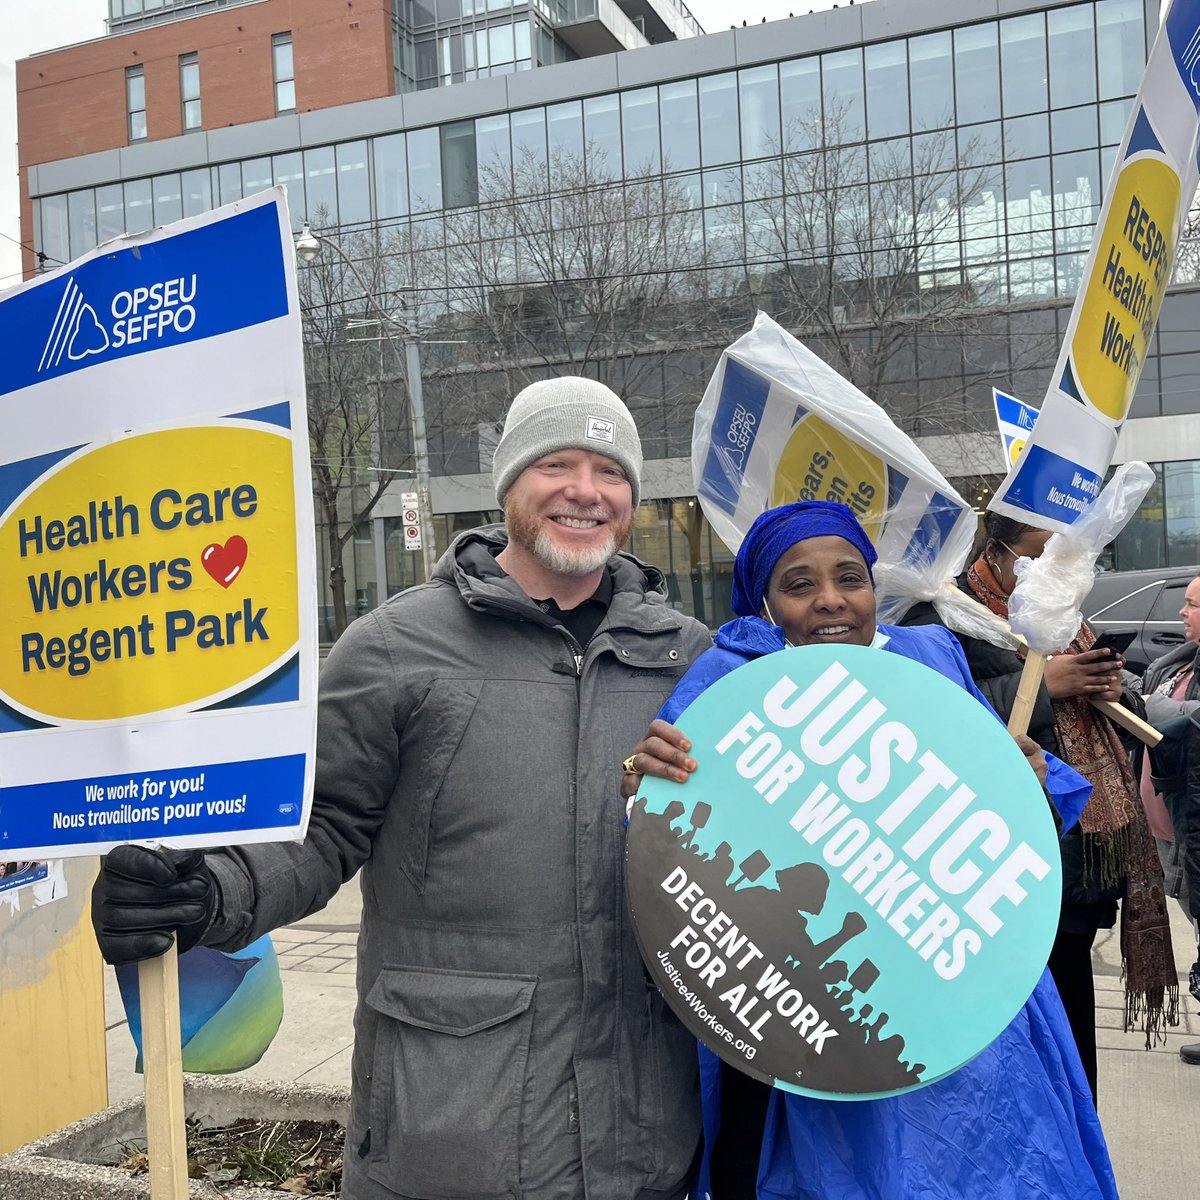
[{"left": 103, "top": 880, "right": 1200, "bottom": 1197}]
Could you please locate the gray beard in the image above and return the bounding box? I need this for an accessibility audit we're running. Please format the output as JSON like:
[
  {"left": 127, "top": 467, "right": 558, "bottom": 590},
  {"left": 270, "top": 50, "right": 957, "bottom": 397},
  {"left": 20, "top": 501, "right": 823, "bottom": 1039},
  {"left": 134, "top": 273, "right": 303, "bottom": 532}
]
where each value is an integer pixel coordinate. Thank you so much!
[{"left": 530, "top": 528, "right": 617, "bottom": 577}]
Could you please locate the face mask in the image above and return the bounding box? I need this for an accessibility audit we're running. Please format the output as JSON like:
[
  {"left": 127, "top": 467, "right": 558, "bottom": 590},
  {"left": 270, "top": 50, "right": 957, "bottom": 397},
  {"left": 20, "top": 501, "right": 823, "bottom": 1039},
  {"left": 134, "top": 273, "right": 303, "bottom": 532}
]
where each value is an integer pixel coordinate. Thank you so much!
[{"left": 761, "top": 598, "right": 796, "bottom": 648}]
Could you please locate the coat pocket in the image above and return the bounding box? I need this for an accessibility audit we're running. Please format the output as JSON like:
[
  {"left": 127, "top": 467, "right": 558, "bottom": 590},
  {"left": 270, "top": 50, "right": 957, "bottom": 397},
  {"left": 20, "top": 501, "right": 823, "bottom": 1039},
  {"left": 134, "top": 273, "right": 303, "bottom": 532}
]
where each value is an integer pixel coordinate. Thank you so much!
[{"left": 365, "top": 965, "right": 537, "bottom": 1199}]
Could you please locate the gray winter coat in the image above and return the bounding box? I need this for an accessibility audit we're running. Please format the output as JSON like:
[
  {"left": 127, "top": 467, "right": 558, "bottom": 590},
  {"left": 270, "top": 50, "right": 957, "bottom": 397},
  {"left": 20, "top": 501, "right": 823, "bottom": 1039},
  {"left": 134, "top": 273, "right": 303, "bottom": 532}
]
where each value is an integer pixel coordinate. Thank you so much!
[
  {"left": 1141, "top": 641, "right": 1200, "bottom": 722},
  {"left": 1140, "top": 642, "right": 1200, "bottom": 908},
  {"left": 203, "top": 526, "right": 713, "bottom": 1200}
]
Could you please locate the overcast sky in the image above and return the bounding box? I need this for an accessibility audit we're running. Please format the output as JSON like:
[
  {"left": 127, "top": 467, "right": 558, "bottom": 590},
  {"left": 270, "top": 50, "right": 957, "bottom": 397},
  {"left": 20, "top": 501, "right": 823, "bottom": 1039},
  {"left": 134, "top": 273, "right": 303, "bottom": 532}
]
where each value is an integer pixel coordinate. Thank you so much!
[{"left": 0, "top": 0, "right": 850, "bottom": 288}]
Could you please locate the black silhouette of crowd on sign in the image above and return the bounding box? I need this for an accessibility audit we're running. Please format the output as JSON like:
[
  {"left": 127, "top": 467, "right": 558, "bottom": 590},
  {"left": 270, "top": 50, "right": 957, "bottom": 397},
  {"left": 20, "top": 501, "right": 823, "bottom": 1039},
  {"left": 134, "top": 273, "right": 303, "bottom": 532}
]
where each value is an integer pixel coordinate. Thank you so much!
[{"left": 629, "top": 797, "right": 927, "bottom": 1093}]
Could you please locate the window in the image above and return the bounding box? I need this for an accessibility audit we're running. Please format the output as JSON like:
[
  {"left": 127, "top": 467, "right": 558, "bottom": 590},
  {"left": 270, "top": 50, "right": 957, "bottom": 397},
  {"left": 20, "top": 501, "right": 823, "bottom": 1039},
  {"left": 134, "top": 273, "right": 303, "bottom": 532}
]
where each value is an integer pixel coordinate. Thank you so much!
[
  {"left": 583, "top": 94, "right": 621, "bottom": 180},
  {"left": 822, "top": 48, "right": 864, "bottom": 143},
  {"left": 337, "top": 141, "right": 371, "bottom": 224},
  {"left": 181, "top": 168, "right": 212, "bottom": 217},
  {"left": 476, "top": 113, "right": 511, "bottom": 184},
  {"left": 373, "top": 133, "right": 409, "bottom": 219},
  {"left": 1149, "top": 584, "right": 1188, "bottom": 621},
  {"left": 153, "top": 173, "right": 182, "bottom": 225},
  {"left": 266, "top": 151, "right": 302, "bottom": 226},
  {"left": 699, "top": 73, "right": 740, "bottom": 166},
  {"left": 408, "top": 127, "right": 443, "bottom": 212},
  {"left": 780, "top": 57, "right": 822, "bottom": 152},
  {"left": 511, "top": 107, "right": 548, "bottom": 189},
  {"left": 304, "top": 146, "right": 337, "bottom": 223},
  {"left": 908, "top": 32, "right": 953, "bottom": 132},
  {"left": 124, "top": 178, "right": 153, "bottom": 232},
  {"left": 954, "top": 23, "right": 1000, "bottom": 125},
  {"left": 67, "top": 189, "right": 97, "bottom": 259},
  {"left": 96, "top": 183, "right": 125, "bottom": 242},
  {"left": 1047, "top": 5, "right": 1095, "bottom": 109},
  {"left": 622, "top": 88, "right": 662, "bottom": 175},
  {"left": 1000, "top": 13, "right": 1047, "bottom": 118},
  {"left": 440, "top": 121, "right": 478, "bottom": 208},
  {"left": 218, "top": 162, "right": 242, "bottom": 206},
  {"left": 273, "top": 33, "right": 295, "bottom": 113},
  {"left": 1089, "top": 582, "right": 1161, "bottom": 620},
  {"left": 1096, "top": 0, "right": 1145, "bottom": 101},
  {"left": 126, "top": 65, "right": 146, "bottom": 142},
  {"left": 1165, "top": 463, "right": 1200, "bottom": 563},
  {"left": 865, "top": 41, "right": 908, "bottom": 140},
  {"left": 180, "top": 52, "right": 201, "bottom": 130},
  {"left": 659, "top": 81, "right": 699, "bottom": 172},
  {"left": 738, "top": 66, "right": 780, "bottom": 161},
  {"left": 546, "top": 102, "right": 581, "bottom": 186}
]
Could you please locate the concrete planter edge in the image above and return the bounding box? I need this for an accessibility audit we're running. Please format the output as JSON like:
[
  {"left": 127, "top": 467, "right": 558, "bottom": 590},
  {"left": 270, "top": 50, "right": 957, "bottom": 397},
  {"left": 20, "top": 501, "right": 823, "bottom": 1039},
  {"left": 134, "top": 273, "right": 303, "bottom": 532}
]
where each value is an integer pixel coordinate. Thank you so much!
[{"left": 0, "top": 1074, "right": 351, "bottom": 1199}]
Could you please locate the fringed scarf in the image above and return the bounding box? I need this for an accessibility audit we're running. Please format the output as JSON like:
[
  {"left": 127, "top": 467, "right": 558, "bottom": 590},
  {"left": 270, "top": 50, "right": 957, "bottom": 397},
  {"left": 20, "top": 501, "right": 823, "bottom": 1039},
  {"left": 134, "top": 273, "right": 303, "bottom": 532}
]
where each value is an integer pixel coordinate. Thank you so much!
[{"left": 966, "top": 555, "right": 1178, "bottom": 1046}]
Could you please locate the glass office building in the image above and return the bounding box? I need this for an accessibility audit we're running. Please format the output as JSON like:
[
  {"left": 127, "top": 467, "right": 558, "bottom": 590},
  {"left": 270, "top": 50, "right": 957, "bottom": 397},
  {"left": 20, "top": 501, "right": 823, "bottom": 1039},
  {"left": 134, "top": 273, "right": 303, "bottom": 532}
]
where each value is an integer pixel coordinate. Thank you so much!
[{"left": 29, "top": 0, "right": 1199, "bottom": 635}]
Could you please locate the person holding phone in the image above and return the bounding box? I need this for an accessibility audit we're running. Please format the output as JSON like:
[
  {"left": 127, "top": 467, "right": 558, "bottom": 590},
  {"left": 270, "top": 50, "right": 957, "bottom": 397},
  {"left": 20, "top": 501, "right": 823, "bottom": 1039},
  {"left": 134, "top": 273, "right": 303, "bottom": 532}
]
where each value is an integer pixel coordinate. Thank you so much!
[
  {"left": 1091, "top": 629, "right": 1138, "bottom": 661},
  {"left": 901, "top": 512, "right": 1176, "bottom": 1105}
]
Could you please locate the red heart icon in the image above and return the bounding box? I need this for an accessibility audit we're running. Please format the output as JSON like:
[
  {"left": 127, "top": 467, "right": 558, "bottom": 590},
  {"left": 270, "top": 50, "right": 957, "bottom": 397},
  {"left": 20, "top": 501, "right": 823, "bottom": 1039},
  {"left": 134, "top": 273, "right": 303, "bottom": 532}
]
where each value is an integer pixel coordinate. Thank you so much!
[{"left": 201, "top": 536, "right": 248, "bottom": 588}]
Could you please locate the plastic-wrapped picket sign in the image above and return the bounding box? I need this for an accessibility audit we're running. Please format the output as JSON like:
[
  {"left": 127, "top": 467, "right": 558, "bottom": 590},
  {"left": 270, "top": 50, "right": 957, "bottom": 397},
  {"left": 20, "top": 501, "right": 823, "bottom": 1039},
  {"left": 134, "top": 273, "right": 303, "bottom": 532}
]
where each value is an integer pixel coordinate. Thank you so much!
[{"left": 692, "top": 313, "right": 977, "bottom": 625}]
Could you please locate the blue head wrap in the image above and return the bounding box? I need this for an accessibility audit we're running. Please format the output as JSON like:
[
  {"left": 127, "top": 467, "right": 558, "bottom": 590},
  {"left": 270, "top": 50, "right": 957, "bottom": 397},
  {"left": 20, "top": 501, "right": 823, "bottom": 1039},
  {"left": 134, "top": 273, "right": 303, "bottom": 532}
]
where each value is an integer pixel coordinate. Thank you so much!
[{"left": 730, "top": 500, "right": 878, "bottom": 617}]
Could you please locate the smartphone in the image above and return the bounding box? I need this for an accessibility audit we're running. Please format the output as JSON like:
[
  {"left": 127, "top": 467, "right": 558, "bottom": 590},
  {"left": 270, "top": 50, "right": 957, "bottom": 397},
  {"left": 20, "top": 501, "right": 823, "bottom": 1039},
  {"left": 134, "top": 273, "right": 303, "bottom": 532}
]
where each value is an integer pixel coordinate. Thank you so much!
[{"left": 1090, "top": 630, "right": 1136, "bottom": 658}]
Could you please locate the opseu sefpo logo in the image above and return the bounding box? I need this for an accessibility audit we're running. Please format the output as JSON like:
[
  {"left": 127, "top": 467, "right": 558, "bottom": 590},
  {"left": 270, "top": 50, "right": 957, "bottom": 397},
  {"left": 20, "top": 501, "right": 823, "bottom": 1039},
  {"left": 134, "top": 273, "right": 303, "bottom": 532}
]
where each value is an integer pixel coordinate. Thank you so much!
[{"left": 38, "top": 274, "right": 198, "bottom": 373}]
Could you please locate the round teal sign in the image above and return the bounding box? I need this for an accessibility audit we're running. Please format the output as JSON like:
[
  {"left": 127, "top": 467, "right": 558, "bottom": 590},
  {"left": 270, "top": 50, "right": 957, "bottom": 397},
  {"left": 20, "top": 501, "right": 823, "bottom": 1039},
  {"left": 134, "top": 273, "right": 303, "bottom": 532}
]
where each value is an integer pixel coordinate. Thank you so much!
[{"left": 627, "top": 644, "right": 1061, "bottom": 1100}]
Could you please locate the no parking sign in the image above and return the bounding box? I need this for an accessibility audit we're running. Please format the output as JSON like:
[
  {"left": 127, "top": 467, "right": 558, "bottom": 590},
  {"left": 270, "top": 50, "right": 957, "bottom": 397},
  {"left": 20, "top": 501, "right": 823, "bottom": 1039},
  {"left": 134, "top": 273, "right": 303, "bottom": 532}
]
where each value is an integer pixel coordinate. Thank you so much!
[{"left": 401, "top": 490, "right": 422, "bottom": 551}]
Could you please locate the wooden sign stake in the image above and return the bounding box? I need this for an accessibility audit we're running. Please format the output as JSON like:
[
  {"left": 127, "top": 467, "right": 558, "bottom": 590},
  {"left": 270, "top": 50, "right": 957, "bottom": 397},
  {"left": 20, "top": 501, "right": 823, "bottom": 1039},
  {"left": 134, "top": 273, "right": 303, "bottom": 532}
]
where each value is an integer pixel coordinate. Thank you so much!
[
  {"left": 138, "top": 941, "right": 189, "bottom": 1199},
  {"left": 1007, "top": 648, "right": 1049, "bottom": 738}
]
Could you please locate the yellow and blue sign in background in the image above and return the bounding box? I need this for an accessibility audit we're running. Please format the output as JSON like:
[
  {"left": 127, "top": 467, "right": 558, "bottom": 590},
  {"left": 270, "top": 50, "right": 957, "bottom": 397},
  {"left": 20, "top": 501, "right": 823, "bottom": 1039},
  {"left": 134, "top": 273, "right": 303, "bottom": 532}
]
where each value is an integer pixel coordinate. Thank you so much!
[
  {"left": 0, "top": 189, "right": 317, "bottom": 859},
  {"left": 627, "top": 646, "right": 1061, "bottom": 1099},
  {"left": 991, "top": 0, "right": 1200, "bottom": 531},
  {"left": 693, "top": 314, "right": 978, "bottom": 624},
  {"left": 992, "top": 389, "right": 1040, "bottom": 471}
]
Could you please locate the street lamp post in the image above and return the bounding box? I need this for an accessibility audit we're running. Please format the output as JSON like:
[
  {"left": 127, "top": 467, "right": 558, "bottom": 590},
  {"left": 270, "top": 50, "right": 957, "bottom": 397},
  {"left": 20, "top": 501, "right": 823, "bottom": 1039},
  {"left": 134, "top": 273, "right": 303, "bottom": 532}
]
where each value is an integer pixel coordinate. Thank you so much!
[{"left": 294, "top": 221, "right": 438, "bottom": 583}]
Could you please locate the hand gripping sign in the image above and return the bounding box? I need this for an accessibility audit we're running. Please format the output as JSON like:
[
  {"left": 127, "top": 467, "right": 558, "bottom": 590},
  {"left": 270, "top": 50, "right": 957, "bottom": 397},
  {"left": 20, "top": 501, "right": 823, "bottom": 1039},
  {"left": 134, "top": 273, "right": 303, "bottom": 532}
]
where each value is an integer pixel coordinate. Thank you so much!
[
  {"left": 627, "top": 646, "right": 1061, "bottom": 1099},
  {"left": 990, "top": 0, "right": 1200, "bottom": 531}
]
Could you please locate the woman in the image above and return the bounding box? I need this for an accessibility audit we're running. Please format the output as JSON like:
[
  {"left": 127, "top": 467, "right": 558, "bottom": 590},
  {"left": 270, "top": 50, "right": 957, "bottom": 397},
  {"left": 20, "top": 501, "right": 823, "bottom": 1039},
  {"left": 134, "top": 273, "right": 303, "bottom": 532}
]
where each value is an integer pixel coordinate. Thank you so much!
[
  {"left": 902, "top": 512, "right": 1177, "bottom": 1102},
  {"left": 623, "top": 500, "right": 1116, "bottom": 1200}
]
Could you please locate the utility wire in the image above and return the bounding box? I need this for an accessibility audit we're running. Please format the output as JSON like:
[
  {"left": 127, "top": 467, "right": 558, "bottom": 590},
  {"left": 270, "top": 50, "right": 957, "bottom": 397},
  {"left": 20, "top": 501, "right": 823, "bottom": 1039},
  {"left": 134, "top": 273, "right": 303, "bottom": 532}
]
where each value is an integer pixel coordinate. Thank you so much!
[
  {"left": 0, "top": 228, "right": 37, "bottom": 252},
  {"left": 0, "top": 228, "right": 58, "bottom": 272}
]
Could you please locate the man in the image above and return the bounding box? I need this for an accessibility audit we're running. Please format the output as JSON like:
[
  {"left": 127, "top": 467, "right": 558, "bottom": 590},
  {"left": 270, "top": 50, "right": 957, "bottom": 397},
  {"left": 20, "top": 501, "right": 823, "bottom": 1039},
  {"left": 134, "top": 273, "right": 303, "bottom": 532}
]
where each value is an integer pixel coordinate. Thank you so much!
[
  {"left": 1140, "top": 572, "right": 1200, "bottom": 1064},
  {"left": 92, "top": 377, "right": 713, "bottom": 1199}
]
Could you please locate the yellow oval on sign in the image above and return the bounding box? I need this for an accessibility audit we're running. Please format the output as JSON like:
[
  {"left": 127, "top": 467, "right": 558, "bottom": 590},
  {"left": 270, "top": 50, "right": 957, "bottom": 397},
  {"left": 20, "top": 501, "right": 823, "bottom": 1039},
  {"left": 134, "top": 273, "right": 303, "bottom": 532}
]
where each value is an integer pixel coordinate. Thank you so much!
[
  {"left": 1009, "top": 437, "right": 1026, "bottom": 466},
  {"left": 1072, "top": 155, "right": 1181, "bottom": 421},
  {"left": 0, "top": 425, "right": 298, "bottom": 723},
  {"left": 771, "top": 412, "right": 888, "bottom": 542}
]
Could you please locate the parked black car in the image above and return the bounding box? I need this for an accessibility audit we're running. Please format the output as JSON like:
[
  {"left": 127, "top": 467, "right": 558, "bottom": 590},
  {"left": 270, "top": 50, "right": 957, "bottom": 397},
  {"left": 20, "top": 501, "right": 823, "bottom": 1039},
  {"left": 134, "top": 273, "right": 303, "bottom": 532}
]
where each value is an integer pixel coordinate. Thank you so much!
[{"left": 1084, "top": 565, "right": 1200, "bottom": 674}]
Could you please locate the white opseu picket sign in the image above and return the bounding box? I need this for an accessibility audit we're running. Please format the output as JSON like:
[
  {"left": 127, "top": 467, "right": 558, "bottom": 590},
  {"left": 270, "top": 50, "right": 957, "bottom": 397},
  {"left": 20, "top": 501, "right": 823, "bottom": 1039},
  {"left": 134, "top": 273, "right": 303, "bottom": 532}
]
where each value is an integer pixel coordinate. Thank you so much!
[{"left": 0, "top": 188, "right": 317, "bottom": 859}]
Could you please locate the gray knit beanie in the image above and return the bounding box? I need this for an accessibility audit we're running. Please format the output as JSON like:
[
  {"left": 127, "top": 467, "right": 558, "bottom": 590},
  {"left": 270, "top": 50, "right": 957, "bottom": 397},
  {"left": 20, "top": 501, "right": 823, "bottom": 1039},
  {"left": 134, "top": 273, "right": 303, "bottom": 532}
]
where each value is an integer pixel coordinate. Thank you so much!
[{"left": 492, "top": 377, "right": 643, "bottom": 506}]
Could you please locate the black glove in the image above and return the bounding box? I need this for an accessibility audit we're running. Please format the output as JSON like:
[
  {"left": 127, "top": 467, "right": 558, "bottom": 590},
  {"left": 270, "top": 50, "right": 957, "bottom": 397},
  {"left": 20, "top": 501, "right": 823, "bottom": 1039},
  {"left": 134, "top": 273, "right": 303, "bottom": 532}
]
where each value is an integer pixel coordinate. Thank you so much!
[{"left": 91, "top": 845, "right": 218, "bottom": 965}]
